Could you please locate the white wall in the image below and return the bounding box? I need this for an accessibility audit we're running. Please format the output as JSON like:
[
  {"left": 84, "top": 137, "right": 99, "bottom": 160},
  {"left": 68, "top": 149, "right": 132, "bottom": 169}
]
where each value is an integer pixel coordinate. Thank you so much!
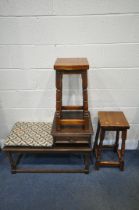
[{"left": 0, "top": 0, "right": 139, "bottom": 149}]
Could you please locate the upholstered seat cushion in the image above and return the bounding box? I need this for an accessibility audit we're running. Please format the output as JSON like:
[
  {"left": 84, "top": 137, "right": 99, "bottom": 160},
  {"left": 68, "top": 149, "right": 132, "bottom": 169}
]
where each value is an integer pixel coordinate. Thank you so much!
[{"left": 4, "top": 122, "right": 53, "bottom": 147}]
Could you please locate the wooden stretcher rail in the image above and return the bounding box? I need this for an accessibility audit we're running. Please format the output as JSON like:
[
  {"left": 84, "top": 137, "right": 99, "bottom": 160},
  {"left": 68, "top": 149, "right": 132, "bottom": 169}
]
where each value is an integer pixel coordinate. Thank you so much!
[
  {"left": 62, "top": 106, "right": 83, "bottom": 110},
  {"left": 59, "top": 119, "right": 85, "bottom": 125}
]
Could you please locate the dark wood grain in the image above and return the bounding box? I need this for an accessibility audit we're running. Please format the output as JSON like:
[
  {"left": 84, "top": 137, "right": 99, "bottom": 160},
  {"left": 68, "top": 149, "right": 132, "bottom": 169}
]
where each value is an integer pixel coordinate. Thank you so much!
[{"left": 98, "top": 111, "right": 130, "bottom": 129}]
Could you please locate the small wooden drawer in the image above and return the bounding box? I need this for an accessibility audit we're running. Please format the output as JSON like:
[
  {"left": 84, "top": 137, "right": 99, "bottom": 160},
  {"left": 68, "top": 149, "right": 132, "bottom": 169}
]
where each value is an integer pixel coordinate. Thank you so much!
[{"left": 54, "top": 136, "right": 90, "bottom": 144}]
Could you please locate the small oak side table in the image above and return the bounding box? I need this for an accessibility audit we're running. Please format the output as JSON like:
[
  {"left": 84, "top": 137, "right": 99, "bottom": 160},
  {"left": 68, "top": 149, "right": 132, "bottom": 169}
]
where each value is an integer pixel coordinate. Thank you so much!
[
  {"left": 54, "top": 58, "right": 89, "bottom": 129},
  {"left": 94, "top": 111, "right": 130, "bottom": 171}
]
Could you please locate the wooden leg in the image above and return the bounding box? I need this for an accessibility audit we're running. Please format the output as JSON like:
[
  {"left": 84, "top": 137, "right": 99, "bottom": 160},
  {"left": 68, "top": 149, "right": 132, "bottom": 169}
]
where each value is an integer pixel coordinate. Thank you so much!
[
  {"left": 7, "top": 152, "right": 23, "bottom": 174},
  {"left": 83, "top": 154, "right": 90, "bottom": 174},
  {"left": 6, "top": 151, "right": 92, "bottom": 174},
  {"left": 93, "top": 122, "right": 100, "bottom": 153},
  {"left": 120, "top": 130, "right": 127, "bottom": 171},
  {"left": 114, "top": 131, "right": 120, "bottom": 152},
  {"left": 7, "top": 152, "right": 16, "bottom": 174},
  {"left": 56, "top": 71, "right": 62, "bottom": 130},
  {"left": 90, "top": 152, "right": 94, "bottom": 164},
  {"left": 97, "top": 129, "right": 105, "bottom": 160},
  {"left": 95, "top": 129, "right": 105, "bottom": 170},
  {"left": 81, "top": 71, "right": 89, "bottom": 128}
]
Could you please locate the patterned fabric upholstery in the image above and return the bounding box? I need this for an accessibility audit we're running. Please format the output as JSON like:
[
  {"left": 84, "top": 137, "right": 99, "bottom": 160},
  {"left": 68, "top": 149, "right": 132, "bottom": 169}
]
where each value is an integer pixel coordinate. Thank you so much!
[{"left": 4, "top": 122, "right": 53, "bottom": 147}]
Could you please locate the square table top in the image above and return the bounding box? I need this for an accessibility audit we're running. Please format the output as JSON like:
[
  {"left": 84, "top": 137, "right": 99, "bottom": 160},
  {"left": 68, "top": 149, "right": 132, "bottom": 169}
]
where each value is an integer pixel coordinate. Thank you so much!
[
  {"left": 98, "top": 111, "right": 130, "bottom": 129},
  {"left": 54, "top": 58, "right": 89, "bottom": 71}
]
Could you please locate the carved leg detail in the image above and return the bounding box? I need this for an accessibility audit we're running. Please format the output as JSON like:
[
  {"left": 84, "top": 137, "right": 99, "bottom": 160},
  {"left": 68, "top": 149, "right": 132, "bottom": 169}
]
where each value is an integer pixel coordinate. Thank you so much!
[
  {"left": 120, "top": 130, "right": 127, "bottom": 171},
  {"left": 56, "top": 71, "right": 62, "bottom": 130},
  {"left": 121, "top": 130, "right": 127, "bottom": 156},
  {"left": 82, "top": 71, "right": 89, "bottom": 128}
]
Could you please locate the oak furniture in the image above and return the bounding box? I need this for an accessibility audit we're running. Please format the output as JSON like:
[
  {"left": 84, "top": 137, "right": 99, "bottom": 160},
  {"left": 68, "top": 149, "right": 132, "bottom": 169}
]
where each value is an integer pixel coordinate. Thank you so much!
[
  {"left": 51, "top": 57, "right": 93, "bottom": 173},
  {"left": 3, "top": 57, "right": 93, "bottom": 174},
  {"left": 51, "top": 111, "right": 93, "bottom": 173},
  {"left": 3, "top": 122, "right": 54, "bottom": 173},
  {"left": 3, "top": 112, "right": 93, "bottom": 174},
  {"left": 54, "top": 58, "right": 89, "bottom": 130},
  {"left": 94, "top": 111, "right": 130, "bottom": 171}
]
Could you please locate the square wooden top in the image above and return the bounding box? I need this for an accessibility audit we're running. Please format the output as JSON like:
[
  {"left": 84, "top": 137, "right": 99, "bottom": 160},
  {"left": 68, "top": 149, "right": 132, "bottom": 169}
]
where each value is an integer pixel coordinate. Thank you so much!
[
  {"left": 98, "top": 111, "right": 130, "bottom": 129},
  {"left": 54, "top": 58, "right": 89, "bottom": 71}
]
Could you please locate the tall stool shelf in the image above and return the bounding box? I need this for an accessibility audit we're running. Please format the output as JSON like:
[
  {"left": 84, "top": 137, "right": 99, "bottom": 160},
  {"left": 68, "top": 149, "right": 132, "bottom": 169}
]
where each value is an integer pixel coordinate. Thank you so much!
[
  {"left": 54, "top": 58, "right": 89, "bottom": 129},
  {"left": 51, "top": 58, "right": 93, "bottom": 173},
  {"left": 94, "top": 111, "right": 130, "bottom": 171}
]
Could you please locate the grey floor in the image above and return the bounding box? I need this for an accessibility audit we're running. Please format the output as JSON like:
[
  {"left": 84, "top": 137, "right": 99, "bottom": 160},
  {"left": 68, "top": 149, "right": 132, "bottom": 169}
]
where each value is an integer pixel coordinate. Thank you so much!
[{"left": 0, "top": 150, "right": 139, "bottom": 210}]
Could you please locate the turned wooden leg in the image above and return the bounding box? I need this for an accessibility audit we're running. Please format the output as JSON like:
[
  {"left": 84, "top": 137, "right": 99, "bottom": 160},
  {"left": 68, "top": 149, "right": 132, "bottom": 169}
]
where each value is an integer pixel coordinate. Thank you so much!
[
  {"left": 114, "top": 131, "right": 120, "bottom": 152},
  {"left": 120, "top": 130, "right": 127, "bottom": 171},
  {"left": 56, "top": 71, "right": 62, "bottom": 130},
  {"left": 97, "top": 129, "right": 105, "bottom": 160},
  {"left": 81, "top": 71, "right": 89, "bottom": 128},
  {"left": 93, "top": 122, "right": 100, "bottom": 153},
  {"left": 95, "top": 129, "right": 105, "bottom": 170}
]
